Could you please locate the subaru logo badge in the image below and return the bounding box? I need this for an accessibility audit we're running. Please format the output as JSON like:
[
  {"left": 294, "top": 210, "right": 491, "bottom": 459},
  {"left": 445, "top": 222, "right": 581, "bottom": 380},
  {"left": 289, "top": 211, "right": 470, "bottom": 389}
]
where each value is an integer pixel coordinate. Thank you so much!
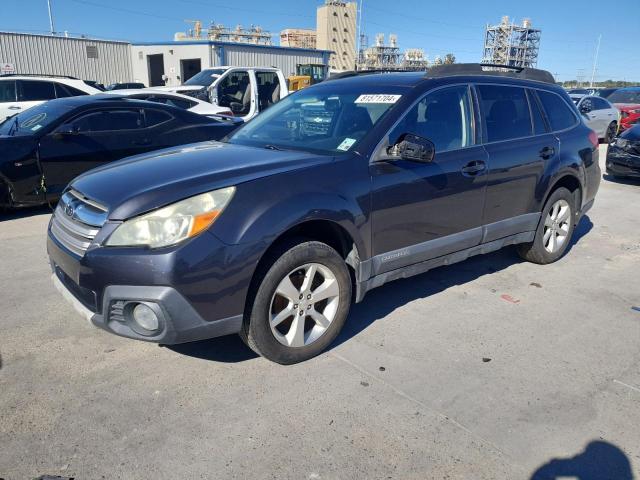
[{"left": 64, "top": 204, "right": 74, "bottom": 218}]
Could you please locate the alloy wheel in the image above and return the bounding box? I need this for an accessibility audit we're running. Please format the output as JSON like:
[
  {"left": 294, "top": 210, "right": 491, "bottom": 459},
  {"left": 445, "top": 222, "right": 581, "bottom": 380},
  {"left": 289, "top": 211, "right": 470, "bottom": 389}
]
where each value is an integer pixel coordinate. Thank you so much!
[
  {"left": 543, "top": 199, "right": 571, "bottom": 253},
  {"left": 269, "top": 263, "right": 341, "bottom": 348}
]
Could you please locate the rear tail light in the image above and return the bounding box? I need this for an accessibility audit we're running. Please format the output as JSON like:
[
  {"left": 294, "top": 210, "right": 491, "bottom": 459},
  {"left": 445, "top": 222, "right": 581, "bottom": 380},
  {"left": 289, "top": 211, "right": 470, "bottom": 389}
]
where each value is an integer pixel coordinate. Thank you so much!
[{"left": 588, "top": 130, "right": 598, "bottom": 148}]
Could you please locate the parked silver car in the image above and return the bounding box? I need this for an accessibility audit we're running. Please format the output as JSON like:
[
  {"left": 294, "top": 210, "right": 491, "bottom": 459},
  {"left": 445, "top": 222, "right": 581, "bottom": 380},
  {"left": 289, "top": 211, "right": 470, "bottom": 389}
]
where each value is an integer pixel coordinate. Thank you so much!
[{"left": 574, "top": 95, "right": 619, "bottom": 142}]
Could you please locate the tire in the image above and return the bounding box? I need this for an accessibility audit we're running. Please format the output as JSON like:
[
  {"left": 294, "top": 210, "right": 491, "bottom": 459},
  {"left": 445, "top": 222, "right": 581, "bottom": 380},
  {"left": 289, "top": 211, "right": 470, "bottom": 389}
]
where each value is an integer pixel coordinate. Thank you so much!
[
  {"left": 240, "top": 240, "right": 352, "bottom": 364},
  {"left": 604, "top": 122, "right": 617, "bottom": 143},
  {"left": 517, "top": 187, "right": 576, "bottom": 264}
]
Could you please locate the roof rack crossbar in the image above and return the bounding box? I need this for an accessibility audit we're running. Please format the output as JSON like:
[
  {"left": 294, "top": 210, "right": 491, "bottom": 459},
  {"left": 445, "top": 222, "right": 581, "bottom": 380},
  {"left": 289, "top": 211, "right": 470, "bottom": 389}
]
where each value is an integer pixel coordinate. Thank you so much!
[
  {"left": 425, "top": 63, "right": 555, "bottom": 84},
  {"left": 0, "top": 73, "right": 79, "bottom": 80}
]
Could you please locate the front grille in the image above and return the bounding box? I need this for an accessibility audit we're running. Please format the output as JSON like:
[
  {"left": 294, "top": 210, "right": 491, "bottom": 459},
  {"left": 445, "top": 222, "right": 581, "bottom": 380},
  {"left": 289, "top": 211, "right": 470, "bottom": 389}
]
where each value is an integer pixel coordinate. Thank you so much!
[{"left": 50, "top": 190, "right": 108, "bottom": 257}]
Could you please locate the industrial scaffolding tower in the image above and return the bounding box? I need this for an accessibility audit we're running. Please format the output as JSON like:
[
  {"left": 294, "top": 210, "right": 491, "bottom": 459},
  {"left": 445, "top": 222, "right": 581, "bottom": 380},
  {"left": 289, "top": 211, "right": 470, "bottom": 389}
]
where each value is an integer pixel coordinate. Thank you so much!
[{"left": 482, "top": 16, "right": 541, "bottom": 68}]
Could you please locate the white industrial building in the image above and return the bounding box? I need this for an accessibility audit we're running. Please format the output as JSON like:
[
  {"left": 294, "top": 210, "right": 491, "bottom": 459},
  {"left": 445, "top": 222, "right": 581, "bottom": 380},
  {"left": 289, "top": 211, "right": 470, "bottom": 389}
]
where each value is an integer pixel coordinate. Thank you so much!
[
  {"left": 0, "top": 31, "right": 132, "bottom": 84},
  {"left": 130, "top": 41, "right": 332, "bottom": 87}
]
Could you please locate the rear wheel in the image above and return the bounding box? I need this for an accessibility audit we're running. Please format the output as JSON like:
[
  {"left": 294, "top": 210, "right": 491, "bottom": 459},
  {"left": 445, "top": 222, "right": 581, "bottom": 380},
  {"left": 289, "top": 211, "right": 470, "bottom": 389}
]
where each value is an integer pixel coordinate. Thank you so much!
[
  {"left": 517, "top": 187, "right": 576, "bottom": 264},
  {"left": 240, "top": 240, "right": 352, "bottom": 364}
]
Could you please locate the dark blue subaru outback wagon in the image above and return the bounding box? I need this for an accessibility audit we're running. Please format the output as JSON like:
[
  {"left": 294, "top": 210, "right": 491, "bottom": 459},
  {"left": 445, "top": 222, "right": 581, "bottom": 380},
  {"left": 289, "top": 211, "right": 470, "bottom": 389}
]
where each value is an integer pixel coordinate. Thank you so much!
[{"left": 47, "top": 64, "right": 601, "bottom": 364}]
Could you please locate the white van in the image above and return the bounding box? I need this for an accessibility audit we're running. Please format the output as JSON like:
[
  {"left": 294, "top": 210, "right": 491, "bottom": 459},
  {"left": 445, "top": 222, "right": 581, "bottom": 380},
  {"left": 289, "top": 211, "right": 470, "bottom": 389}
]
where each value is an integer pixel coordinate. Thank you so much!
[{"left": 152, "top": 67, "right": 289, "bottom": 121}]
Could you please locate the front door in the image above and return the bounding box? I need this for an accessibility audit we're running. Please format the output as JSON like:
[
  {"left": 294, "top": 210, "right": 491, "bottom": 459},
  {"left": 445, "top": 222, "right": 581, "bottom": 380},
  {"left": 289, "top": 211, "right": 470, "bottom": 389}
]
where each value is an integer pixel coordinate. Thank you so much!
[
  {"left": 39, "top": 108, "right": 146, "bottom": 197},
  {"left": 215, "top": 70, "right": 255, "bottom": 120},
  {"left": 370, "top": 85, "right": 488, "bottom": 275}
]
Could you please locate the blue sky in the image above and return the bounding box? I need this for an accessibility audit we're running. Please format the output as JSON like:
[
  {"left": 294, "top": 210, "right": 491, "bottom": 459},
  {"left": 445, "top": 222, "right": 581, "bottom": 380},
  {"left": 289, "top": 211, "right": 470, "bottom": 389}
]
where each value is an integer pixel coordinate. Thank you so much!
[{"left": 2, "top": 0, "right": 638, "bottom": 82}]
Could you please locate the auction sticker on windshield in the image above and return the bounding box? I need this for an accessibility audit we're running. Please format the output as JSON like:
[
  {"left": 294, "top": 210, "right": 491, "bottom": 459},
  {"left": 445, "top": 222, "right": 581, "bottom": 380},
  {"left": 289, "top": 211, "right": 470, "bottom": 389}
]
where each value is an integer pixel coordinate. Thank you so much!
[
  {"left": 337, "top": 138, "right": 357, "bottom": 151},
  {"left": 355, "top": 94, "right": 401, "bottom": 104}
]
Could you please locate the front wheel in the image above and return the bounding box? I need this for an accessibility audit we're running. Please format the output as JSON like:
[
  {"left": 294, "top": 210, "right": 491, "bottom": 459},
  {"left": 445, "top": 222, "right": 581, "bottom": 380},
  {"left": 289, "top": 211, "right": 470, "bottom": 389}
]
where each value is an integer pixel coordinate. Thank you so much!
[
  {"left": 240, "top": 241, "right": 352, "bottom": 364},
  {"left": 517, "top": 187, "right": 576, "bottom": 264}
]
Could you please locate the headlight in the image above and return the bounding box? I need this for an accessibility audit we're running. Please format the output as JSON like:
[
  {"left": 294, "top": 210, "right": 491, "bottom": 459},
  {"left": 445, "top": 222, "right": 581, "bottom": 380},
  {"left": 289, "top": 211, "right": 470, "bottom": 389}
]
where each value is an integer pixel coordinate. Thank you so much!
[
  {"left": 614, "top": 138, "right": 629, "bottom": 149},
  {"left": 106, "top": 187, "right": 235, "bottom": 248}
]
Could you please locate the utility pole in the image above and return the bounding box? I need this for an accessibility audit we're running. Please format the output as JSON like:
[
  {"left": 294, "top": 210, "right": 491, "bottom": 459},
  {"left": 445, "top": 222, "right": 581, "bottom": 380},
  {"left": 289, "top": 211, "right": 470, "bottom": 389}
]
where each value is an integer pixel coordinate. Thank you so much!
[
  {"left": 590, "top": 34, "right": 601, "bottom": 88},
  {"left": 47, "top": 0, "right": 56, "bottom": 34},
  {"left": 356, "top": 0, "right": 364, "bottom": 66}
]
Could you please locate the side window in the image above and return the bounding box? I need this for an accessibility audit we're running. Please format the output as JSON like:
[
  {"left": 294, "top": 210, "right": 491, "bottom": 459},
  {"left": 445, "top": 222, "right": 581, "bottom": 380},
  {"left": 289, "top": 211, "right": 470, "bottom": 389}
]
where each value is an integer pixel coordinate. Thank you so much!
[
  {"left": 55, "top": 83, "right": 89, "bottom": 98},
  {"left": 537, "top": 91, "right": 577, "bottom": 132},
  {"left": 149, "top": 95, "right": 195, "bottom": 110},
  {"left": 528, "top": 90, "right": 548, "bottom": 135},
  {"left": 592, "top": 97, "right": 610, "bottom": 110},
  {"left": 70, "top": 109, "right": 143, "bottom": 133},
  {"left": 0, "top": 80, "right": 17, "bottom": 103},
  {"left": 217, "top": 71, "right": 251, "bottom": 115},
  {"left": 388, "top": 85, "right": 474, "bottom": 152},
  {"left": 477, "top": 85, "right": 532, "bottom": 142},
  {"left": 144, "top": 109, "right": 173, "bottom": 127},
  {"left": 256, "top": 71, "right": 282, "bottom": 110},
  {"left": 18, "top": 80, "right": 56, "bottom": 101}
]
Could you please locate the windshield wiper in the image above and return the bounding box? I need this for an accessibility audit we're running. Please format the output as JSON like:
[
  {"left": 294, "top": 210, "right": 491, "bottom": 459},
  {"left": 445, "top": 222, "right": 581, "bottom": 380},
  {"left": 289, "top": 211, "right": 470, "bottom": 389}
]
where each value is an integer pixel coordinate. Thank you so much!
[{"left": 8, "top": 115, "right": 19, "bottom": 136}]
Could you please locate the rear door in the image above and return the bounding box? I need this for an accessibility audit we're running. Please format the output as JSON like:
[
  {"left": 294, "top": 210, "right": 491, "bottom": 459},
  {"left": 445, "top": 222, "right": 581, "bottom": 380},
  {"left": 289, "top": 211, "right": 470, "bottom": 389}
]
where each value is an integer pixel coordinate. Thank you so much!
[
  {"left": 370, "top": 84, "right": 489, "bottom": 273},
  {"left": 255, "top": 71, "right": 283, "bottom": 112},
  {"left": 0, "top": 80, "right": 19, "bottom": 121},
  {"left": 477, "top": 84, "right": 558, "bottom": 237},
  {"left": 17, "top": 80, "right": 57, "bottom": 113},
  {"left": 39, "top": 107, "right": 146, "bottom": 196},
  {"left": 592, "top": 97, "right": 616, "bottom": 137}
]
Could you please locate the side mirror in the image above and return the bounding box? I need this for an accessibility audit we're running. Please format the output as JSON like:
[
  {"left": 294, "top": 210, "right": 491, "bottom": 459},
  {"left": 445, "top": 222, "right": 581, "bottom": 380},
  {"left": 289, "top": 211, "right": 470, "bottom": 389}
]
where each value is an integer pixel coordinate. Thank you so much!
[
  {"left": 389, "top": 133, "right": 435, "bottom": 163},
  {"left": 580, "top": 101, "right": 592, "bottom": 114},
  {"left": 52, "top": 125, "right": 79, "bottom": 140}
]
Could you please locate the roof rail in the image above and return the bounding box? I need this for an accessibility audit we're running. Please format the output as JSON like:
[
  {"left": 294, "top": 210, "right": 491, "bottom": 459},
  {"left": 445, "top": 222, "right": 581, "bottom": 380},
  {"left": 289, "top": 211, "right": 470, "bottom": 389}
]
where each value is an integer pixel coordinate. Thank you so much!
[
  {"left": 324, "top": 69, "right": 403, "bottom": 82},
  {"left": 0, "top": 73, "right": 79, "bottom": 80},
  {"left": 425, "top": 63, "right": 556, "bottom": 84}
]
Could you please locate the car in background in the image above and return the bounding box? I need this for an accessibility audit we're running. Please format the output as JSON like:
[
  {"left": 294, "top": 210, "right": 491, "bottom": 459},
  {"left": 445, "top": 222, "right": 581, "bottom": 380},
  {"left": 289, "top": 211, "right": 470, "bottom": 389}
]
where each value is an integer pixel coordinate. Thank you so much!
[
  {"left": 153, "top": 66, "right": 289, "bottom": 121},
  {"left": 103, "top": 89, "right": 234, "bottom": 117},
  {"left": 574, "top": 95, "right": 619, "bottom": 142},
  {"left": 0, "top": 74, "right": 102, "bottom": 121},
  {"left": 568, "top": 88, "right": 592, "bottom": 95},
  {"left": 0, "top": 96, "right": 242, "bottom": 208},
  {"left": 606, "top": 124, "right": 640, "bottom": 179},
  {"left": 593, "top": 87, "right": 619, "bottom": 99},
  {"left": 105, "top": 82, "right": 146, "bottom": 91},
  {"left": 608, "top": 87, "right": 640, "bottom": 131}
]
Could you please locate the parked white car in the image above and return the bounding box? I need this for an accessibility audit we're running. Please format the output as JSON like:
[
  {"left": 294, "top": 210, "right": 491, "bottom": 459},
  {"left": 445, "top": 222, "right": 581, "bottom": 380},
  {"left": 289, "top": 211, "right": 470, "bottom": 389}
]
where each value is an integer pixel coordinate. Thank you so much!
[
  {"left": 0, "top": 74, "right": 102, "bottom": 121},
  {"left": 151, "top": 67, "right": 289, "bottom": 121},
  {"left": 102, "top": 89, "right": 233, "bottom": 116},
  {"left": 574, "top": 95, "right": 619, "bottom": 142}
]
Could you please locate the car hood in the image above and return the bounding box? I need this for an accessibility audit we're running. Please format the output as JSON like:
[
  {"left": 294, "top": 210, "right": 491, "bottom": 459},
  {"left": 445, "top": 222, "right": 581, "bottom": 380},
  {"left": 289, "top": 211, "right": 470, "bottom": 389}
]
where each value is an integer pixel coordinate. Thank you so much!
[
  {"left": 614, "top": 103, "right": 640, "bottom": 111},
  {"left": 620, "top": 125, "right": 640, "bottom": 141},
  {"left": 70, "top": 141, "right": 332, "bottom": 220},
  {"left": 147, "top": 85, "right": 205, "bottom": 93}
]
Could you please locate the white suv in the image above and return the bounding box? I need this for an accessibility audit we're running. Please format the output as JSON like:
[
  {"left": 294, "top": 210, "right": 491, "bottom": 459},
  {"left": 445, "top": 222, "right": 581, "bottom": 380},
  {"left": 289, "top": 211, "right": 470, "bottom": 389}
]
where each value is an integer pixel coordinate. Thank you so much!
[
  {"left": 0, "top": 75, "right": 102, "bottom": 121},
  {"left": 152, "top": 67, "right": 289, "bottom": 121}
]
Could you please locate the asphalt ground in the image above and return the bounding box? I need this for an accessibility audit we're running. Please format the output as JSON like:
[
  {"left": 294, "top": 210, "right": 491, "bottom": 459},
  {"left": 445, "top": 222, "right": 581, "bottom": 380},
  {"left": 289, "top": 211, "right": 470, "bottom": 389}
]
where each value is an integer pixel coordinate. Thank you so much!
[{"left": 1, "top": 144, "right": 639, "bottom": 479}]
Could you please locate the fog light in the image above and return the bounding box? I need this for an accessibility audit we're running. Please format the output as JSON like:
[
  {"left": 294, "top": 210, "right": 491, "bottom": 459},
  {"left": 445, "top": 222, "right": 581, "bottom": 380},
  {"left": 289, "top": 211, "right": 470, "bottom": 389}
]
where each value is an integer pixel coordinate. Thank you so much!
[{"left": 132, "top": 303, "right": 159, "bottom": 331}]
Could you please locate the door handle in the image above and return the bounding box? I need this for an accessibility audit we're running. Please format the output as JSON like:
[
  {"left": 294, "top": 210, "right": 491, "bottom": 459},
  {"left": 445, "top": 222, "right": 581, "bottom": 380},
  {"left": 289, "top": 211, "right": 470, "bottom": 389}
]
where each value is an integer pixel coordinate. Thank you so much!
[
  {"left": 461, "top": 160, "right": 486, "bottom": 176},
  {"left": 539, "top": 146, "right": 555, "bottom": 159},
  {"left": 8, "top": 106, "right": 21, "bottom": 110}
]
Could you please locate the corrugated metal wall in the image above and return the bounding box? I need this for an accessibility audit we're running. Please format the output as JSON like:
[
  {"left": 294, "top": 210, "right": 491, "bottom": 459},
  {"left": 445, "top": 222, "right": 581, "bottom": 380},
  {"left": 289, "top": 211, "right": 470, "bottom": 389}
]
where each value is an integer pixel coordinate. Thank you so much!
[
  {"left": 220, "top": 44, "right": 328, "bottom": 78},
  {"left": 0, "top": 32, "right": 132, "bottom": 84}
]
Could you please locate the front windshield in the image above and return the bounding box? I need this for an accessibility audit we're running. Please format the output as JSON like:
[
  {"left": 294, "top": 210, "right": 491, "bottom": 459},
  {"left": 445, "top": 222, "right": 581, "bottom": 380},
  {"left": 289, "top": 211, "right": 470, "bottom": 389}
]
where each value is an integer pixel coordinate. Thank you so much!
[
  {"left": 184, "top": 69, "right": 228, "bottom": 87},
  {"left": 227, "top": 86, "right": 404, "bottom": 155},
  {"left": 608, "top": 90, "right": 640, "bottom": 104},
  {"left": 0, "top": 101, "right": 73, "bottom": 136}
]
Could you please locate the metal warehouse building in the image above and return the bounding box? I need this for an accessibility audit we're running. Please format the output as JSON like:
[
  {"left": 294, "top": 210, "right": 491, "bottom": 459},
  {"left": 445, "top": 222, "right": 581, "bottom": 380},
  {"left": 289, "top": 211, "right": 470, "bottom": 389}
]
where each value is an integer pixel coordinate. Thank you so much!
[
  {"left": 130, "top": 41, "right": 332, "bottom": 87},
  {"left": 0, "top": 31, "right": 132, "bottom": 85}
]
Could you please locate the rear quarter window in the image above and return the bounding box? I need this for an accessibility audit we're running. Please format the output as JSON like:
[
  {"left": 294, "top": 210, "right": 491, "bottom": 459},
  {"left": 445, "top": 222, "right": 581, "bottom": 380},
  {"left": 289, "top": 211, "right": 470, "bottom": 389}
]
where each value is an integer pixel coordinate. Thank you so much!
[
  {"left": 0, "top": 80, "right": 17, "bottom": 102},
  {"left": 537, "top": 90, "right": 578, "bottom": 132}
]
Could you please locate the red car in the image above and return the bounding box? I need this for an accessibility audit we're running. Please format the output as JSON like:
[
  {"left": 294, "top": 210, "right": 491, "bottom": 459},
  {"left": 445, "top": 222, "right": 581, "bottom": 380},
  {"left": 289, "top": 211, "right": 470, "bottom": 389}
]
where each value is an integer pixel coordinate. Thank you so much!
[{"left": 608, "top": 87, "right": 640, "bottom": 131}]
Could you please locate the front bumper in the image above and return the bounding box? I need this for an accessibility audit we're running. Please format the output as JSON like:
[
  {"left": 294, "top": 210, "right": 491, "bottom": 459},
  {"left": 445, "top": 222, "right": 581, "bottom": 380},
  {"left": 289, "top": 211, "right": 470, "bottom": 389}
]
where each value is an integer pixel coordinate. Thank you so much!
[
  {"left": 47, "top": 228, "right": 257, "bottom": 344},
  {"left": 606, "top": 147, "right": 640, "bottom": 178}
]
